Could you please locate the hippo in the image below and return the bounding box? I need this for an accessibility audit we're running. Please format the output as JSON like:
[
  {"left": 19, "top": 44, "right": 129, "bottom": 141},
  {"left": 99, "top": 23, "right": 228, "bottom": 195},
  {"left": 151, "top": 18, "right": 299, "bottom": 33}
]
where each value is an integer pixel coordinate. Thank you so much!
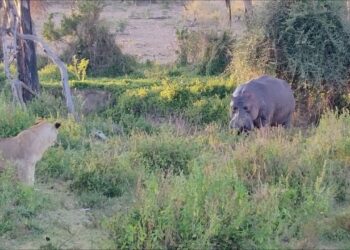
[{"left": 229, "top": 75, "right": 295, "bottom": 133}]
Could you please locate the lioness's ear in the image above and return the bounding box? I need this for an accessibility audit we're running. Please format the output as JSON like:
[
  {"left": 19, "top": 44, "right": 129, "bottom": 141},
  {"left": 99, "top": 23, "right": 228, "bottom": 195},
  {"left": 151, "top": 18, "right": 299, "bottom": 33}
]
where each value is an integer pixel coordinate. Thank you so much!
[{"left": 54, "top": 122, "right": 61, "bottom": 129}]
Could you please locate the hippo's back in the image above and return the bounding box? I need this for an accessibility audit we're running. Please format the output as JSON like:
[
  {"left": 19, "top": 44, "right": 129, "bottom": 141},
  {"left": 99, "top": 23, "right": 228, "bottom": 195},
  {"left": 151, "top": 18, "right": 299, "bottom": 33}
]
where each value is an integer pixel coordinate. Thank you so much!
[
  {"left": 246, "top": 76, "right": 295, "bottom": 123},
  {"left": 247, "top": 75, "right": 294, "bottom": 103}
]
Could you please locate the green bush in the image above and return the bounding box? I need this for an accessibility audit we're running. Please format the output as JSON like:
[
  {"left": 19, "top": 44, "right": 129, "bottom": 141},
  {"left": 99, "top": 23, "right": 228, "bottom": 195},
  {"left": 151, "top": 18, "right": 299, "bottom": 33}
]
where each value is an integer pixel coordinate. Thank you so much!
[
  {"left": 0, "top": 97, "right": 35, "bottom": 137},
  {"left": 27, "top": 91, "right": 66, "bottom": 118},
  {"left": 132, "top": 132, "right": 199, "bottom": 175},
  {"left": 57, "top": 118, "right": 87, "bottom": 150},
  {"left": 35, "top": 146, "right": 74, "bottom": 182},
  {"left": 77, "top": 191, "right": 108, "bottom": 209},
  {"left": 230, "top": 0, "right": 350, "bottom": 91},
  {"left": 101, "top": 77, "right": 233, "bottom": 128},
  {"left": 38, "top": 64, "right": 77, "bottom": 83},
  {"left": 197, "top": 31, "right": 234, "bottom": 76},
  {"left": 184, "top": 95, "right": 229, "bottom": 126},
  {"left": 0, "top": 169, "right": 50, "bottom": 236},
  {"left": 108, "top": 153, "right": 331, "bottom": 249},
  {"left": 0, "top": 63, "right": 5, "bottom": 86},
  {"left": 176, "top": 29, "right": 234, "bottom": 75},
  {"left": 70, "top": 143, "right": 136, "bottom": 197},
  {"left": 38, "top": 64, "right": 61, "bottom": 82},
  {"left": 117, "top": 114, "right": 155, "bottom": 135},
  {"left": 106, "top": 111, "right": 350, "bottom": 249}
]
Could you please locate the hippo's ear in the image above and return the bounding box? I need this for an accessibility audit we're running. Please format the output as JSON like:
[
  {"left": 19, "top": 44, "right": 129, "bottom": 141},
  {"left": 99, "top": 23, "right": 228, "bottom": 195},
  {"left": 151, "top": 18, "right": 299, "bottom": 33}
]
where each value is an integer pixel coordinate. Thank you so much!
[{"left": 54, "top": 122, "right": 61, "bottom": 129}]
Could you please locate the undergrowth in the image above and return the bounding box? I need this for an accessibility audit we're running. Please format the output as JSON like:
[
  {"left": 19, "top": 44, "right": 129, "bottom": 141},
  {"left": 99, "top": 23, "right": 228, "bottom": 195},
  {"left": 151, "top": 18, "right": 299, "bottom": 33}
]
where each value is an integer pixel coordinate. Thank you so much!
[{"left": 0, "top": 78, "right": 350, "bottom": 248}]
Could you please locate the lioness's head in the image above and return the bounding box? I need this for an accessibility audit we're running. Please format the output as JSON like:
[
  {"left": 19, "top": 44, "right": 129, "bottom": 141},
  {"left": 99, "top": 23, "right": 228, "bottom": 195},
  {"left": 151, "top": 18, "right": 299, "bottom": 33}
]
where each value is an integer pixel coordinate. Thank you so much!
[{"left": 30, "top": 121, "right": 61, "bottom": 148}]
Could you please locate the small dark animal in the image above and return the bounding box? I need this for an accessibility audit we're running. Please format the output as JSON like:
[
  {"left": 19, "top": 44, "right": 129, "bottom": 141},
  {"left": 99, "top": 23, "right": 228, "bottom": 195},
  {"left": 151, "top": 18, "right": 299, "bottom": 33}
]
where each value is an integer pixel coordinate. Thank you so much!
[{"left": 229, "top": 75, "right": 295, "bottom": 133}]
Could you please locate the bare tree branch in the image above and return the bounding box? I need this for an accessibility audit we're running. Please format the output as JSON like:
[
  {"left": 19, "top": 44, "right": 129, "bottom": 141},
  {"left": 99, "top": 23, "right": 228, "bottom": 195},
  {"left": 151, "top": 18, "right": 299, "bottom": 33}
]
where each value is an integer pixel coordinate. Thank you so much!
[{"left": 17, "top": 33, "right": 75, "bottom": 115}]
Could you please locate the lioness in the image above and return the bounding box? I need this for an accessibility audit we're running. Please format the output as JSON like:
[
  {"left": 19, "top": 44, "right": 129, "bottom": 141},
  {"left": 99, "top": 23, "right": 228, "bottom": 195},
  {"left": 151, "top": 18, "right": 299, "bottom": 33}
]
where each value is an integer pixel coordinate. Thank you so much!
[{"left": 0, "top": 121, "right": 61, "bottom": 185}]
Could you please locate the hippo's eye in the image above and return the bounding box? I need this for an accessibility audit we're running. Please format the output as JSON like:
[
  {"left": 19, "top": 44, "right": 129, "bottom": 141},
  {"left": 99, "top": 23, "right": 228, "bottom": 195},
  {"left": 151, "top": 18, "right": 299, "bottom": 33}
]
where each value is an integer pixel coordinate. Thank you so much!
[
  {"left": 243, "top": 106, "right": 249, "bottom": 111},
  {"left": 233, "top": 107, "right": 237, "bottom": 112}
]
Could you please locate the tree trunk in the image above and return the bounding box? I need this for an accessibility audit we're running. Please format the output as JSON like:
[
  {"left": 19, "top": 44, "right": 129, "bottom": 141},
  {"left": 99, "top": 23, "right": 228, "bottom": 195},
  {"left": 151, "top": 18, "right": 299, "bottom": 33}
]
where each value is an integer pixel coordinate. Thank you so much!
[
  {"left": 225, "top": 0, "right": 232, "bottom": 27},
  {"left": 16, "top": 0, "right": 39, "bottom": 102},
  {"left": 242, "top": 0, "right": 253, "bottom": 19}
]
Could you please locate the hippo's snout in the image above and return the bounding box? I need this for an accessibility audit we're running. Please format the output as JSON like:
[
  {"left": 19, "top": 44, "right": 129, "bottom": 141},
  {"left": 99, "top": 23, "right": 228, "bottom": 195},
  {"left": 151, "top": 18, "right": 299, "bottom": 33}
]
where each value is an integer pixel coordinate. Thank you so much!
[{"left": 229, "top": 117, "right": 254, "bottom": 133}]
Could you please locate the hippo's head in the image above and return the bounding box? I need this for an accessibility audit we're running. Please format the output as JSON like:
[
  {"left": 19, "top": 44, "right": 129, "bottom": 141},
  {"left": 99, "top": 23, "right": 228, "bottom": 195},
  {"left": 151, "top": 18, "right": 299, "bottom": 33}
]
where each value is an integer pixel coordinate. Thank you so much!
[{"left": 229, "top": 91, "right": 259, "bottom": 133}]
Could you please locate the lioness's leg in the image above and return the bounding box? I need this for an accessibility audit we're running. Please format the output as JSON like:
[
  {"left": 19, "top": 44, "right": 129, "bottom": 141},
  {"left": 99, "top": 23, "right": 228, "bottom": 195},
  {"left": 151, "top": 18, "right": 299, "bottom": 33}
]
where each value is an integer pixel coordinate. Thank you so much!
[{"left": 17, "top": 162, "right": 35, "bottom": 186}]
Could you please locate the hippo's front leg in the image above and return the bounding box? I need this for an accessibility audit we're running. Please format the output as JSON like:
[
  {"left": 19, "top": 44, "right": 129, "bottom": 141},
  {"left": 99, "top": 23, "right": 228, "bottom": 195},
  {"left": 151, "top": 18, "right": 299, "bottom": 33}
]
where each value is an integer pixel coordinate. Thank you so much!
[
  {"left": 282, "top": 112, "right": 292, "bottom": 128},
  {"left": 255, "top": 108, "right": 270, "bottom": 128}
]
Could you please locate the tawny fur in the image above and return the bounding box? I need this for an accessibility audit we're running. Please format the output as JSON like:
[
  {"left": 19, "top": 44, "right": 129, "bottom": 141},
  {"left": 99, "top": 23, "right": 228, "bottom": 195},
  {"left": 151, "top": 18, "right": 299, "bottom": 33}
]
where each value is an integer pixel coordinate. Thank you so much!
[{"left": 0, "top": 121, "right": 60, "bottom": 185}]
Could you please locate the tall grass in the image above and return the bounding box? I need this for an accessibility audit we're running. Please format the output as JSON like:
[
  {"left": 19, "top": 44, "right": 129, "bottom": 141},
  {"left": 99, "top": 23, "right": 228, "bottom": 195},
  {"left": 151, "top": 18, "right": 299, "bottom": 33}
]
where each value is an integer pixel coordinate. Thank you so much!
[
  {"left": 107, "top": 112, "right": 350, "bottom": 249},
  {"left": 1, "top": 76, "right": 350, "bottom": 248}
]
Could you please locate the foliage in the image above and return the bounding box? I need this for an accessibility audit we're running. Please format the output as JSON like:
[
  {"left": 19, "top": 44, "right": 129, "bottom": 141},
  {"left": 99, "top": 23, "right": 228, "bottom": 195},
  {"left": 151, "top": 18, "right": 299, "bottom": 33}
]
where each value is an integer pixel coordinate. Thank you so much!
[
  {"left": 132, "top": 132, "right": 200, "bottom": 175},
  {"left": 96, "top": 76, "right": 234, "bottom": 129},
  {"left": 0, "top": 96, "right": 35, "bottom": 137},
  {"left": 27, "top": 91, "right": 66, "bottom": 118},
  {"left": 2, "top": 73, "right": 350, "bottom": 248},
  {"left": 69, "top": 141, "right": 136, "bottom": 198},
  {"left": 0, "top": 169, "right": 50, "bottom": 237},
  {"left": 107, "top": 112, "right": 350, "bottom": 249},
  {"left": 176, "top": 28, "right": 234, "bottom": 75},
  {"left": 38, "top": 63, "right": 77, "bottom": 83},
  {"left": 67, "top": 55, "right": 89, "bottom": 81},
  {"left": 230, "top": 0, "right": 350, "bottom": 91},
  {"left": 42, "top": 1, "right": 135, "bottom": 76},
  {"left": 197, "top": 31, "right": 234, "bottom": 76}
]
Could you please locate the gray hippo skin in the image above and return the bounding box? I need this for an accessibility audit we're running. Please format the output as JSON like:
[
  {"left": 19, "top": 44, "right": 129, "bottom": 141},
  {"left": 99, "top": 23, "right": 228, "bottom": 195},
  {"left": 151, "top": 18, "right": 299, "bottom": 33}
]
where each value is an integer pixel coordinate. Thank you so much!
[{"left": 229, "top": 75, "right": 295, "bottom": 132}]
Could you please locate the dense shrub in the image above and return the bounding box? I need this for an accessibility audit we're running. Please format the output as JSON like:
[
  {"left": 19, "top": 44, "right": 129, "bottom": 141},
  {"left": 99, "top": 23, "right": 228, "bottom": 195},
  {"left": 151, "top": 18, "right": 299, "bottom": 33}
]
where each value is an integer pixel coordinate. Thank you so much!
[
  {"left": 184, "top": 95, "right": 229, "bottom": 126},
  {"left": 42, "top": 1, "right": 135, "bottom": 77},
  {"left": 176, "top": 29, "right": 234, "bottom": 75},
  {"left": 99, "top": 77, "right": 234, "bottom": 129},
  {"left": 132, "top": 132, "right": 199, "bottom": 175},
  {"left": 230, "top": 0, "right": 350, "bottom": 91},
  {"left": 108, "top": 150, "right": 331, "bottom": 249},
  {"left": 57, "top": 117, "right": 87, "bottom": 150},
  {"left": 0, "top": 97, "right": 35, "bottom": 137},
  {"left": 70, "top": 142, "right": 136, "bottom": 197},
  {"left": 36, "top": 146, "right": 74, "bottom": 182},
  {"left": 27, "top": 91, "right": 66, "bottom": 118},
  {"left": 38, "top": 63, "right": 79, "bottom": 83},
  {"left": 106, "top": 112, "right": 350, "bottom": 248},
  {"left": 196, "top": 31, "right": 234, "bottom": 76}
]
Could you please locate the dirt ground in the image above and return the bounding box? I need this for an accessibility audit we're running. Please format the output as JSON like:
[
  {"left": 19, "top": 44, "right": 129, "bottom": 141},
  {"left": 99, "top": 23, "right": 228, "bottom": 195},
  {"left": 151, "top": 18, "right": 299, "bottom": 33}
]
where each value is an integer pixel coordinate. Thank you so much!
[{"left": 32, "top": 0, "right": 248, "bottom": 64}]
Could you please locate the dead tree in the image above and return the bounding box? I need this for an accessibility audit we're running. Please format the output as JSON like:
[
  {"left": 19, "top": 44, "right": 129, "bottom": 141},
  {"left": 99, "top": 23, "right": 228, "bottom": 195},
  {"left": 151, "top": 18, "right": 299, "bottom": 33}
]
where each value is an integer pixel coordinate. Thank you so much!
[
  {"left": 0, "top": 0, "right": 75, "bottom": 116},
  {"left": 16, "top": 0, "right": 39, "bottom": 102},
  {"left": 242, "top": 0, "right": 253, "bottom": 20}
]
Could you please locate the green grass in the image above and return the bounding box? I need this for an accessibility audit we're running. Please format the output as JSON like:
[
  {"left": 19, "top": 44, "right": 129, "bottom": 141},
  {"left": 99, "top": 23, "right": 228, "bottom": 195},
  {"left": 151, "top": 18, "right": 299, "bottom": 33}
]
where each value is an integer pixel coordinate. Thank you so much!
[{"left": 0, "top": 75, "right": 350, "bottom": 249}]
